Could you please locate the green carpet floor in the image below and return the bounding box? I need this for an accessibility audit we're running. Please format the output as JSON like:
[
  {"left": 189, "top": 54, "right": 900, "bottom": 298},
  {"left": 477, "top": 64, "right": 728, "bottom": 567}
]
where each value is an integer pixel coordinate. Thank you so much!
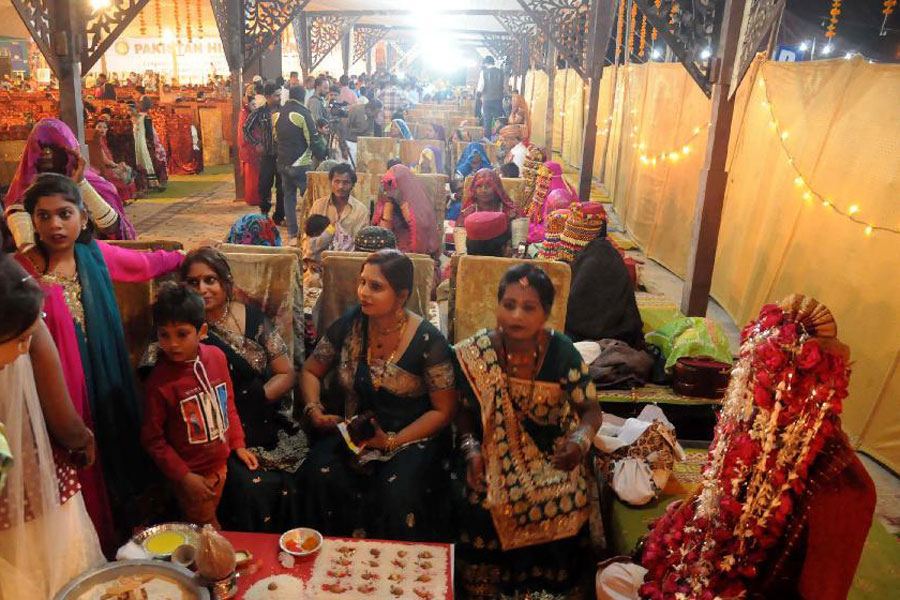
[{"left": 139, "top": 164, "right": 233, "bottom": 202}]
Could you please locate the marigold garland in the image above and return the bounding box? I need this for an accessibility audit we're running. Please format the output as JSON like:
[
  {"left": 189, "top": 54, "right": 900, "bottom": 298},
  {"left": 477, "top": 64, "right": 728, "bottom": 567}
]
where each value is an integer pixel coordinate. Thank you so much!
[
  {"left": 184, "top": 0, "right": 192, "bottom": 43},
  {"left": 197, "top": 0, "right": 204, "bottom": 38},
  {"left": 616, "top": 0, "right": 626, "bottom": 60},
  {"left": 154, "top": 0, "right": 162, "bottom": 38},
  {"left": 639, "top": 14, "right": 648, "bottom": 58},
  {"left": 639, "top": 298, "right": 848, "bottom": 600},
  {"left": 825, "top": 0, "right": 842, "bottom": 39},
  {"left": 669, "top": 1, "right": 679, "bottom": 26},
  {"left": 629, "top": 1, "right": 638, "bottom": 56},
  {"left": 173, "top": 0, "right": 181, "bottom": 40},
  {"left": 138, "top": 8, "right": 147, "bottom": 37},
  {"left": 652, "top": 0, "right": 660, "bottom": 41},
  {"left": 884, "top": 0, "right": 897, "bottom": 16}
]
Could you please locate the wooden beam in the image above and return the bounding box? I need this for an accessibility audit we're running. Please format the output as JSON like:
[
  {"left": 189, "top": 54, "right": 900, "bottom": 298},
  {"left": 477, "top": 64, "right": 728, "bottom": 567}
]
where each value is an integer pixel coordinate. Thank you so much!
[
  {"left": 306, "top": 9, "right": 526, "bottom": 18},
  {"left": 82, "top": 0, "right": 151, "bottom": 74},
  {"left": 680, "top": 0, "right": 747, "bottom": 316},
  {"left": 226, "top": 0, "right": 243, "bottom": 200},
  {"left": 341, "top": 28, "right": 351, "bottom": 76},
  {"left": 53, "top": 0, "right": 86, "bottom": 153},
  {"left": 544, "top": 45, "right": 556, "bottom": 158},
  {"left": 578, "top": 0, "right": 616, "bottom": 202}
]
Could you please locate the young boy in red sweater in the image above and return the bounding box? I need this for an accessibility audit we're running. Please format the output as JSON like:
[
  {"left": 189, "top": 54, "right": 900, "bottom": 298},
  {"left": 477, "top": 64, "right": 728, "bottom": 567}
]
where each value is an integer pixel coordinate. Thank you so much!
[{"left": 141, "top": 283, "right": 258, "bottom": 529}]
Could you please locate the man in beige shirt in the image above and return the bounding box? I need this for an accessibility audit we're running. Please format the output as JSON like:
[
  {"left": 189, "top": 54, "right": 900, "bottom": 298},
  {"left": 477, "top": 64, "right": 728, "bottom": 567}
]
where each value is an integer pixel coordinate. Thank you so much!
[{"left": 307, "top": 163, "right": 369, "bottom": 248}]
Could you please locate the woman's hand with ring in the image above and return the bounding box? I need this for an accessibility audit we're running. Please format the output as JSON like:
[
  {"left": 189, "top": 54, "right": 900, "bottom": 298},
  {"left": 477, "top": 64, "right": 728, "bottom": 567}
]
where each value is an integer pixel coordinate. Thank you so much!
[{"left": 364, "top": 418, "right": 389, "bottom": 449}]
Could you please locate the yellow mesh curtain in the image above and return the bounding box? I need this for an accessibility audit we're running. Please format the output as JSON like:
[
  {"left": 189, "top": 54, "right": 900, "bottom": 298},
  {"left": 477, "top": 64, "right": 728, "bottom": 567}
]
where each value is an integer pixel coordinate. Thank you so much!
[
  {"left": 552, "top": 68, "right": 569, "bottom": 153},
  {"left": 526, "top": 70, "right": 549, "bottom": 149},
  {"left": 710, "top": 58, "right": 900, "bottom": 470},
  {"left": 562, "top": 70, "right": 585, "bottom": 165},
  {"left": 588, "top": 58, "right": 900, "bottom": 471}
]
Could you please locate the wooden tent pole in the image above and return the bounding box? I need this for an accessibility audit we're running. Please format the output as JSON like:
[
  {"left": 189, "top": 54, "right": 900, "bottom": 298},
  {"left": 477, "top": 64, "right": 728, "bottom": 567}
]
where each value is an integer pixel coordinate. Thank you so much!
[
  {"left": 341, "top": 28, "right": 352, "bottom": 76},
  {"left": 680, "top": 0, "right": 747, "bottom": 316},
  {"left": 226, "top": 0, "right": 243, "bottom": 200},
  {"left": 53, "top": 0, "right": 86, "bottom": 154},
  {"left": 543, "top": 45, "right": 556, "bottom": 157},
  {"left": 578, "top": 0, "right": 616, "bottom": 202}
]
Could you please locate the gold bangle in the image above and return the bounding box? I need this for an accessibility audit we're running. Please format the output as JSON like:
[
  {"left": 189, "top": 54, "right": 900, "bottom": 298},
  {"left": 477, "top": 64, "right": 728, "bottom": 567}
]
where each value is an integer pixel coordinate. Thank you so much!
[{"left": 386, "top": 433, "right": 397, "bottom": 453}]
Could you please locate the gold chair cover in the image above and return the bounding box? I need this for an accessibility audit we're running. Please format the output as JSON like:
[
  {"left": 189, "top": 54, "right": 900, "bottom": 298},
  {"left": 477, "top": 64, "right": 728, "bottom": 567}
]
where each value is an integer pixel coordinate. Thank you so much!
[
  {"left": 105, "top": 240, "right": 185, "bottom": 368},
  {"left": 316, "top": 251, "right": 435, "bottom": 333},
  {"left": 0, "top": 140, "right": 27, "bottom": 187},
  {"left": 218, "top": 251, "right": 299, "bottom": 366},
  {"left": 199, "top": 107, "right": 229, "bottom": 166},
  {"left": 461, "top": 126, "right": 486, "bottom": 141},
  {"left": 357, "top": 137, "right": 397, "bottom": 176},
  {"left": 220, "top": 244, "right": 305, "bottom": 368},
  {"left": 449, "top": 255, "right": 571, "bottom": 343},
  {"left": 399, "top": 139, "right": 443, "bottom": 167},
  {"left": 414, "top": 173, "right": 450, "bottom": 250}
]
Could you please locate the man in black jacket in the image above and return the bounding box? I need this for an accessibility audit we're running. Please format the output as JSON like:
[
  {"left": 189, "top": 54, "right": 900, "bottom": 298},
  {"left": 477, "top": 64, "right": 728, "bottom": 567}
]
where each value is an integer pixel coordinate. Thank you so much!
[
  {"left": 274, "top": 85, "right": 320, "bottom": 243},
  {"left": 243, "top": 83, "right": 284, "bottom": 224}
]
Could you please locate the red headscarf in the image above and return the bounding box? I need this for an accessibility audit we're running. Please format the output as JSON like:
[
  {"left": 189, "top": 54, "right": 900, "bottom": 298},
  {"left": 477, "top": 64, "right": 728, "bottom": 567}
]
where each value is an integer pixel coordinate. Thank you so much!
[
  {"left": 462, "top": 168, "right": 519, "bottom": 220},
  {"left": 374, "top": 164, "right": 440, "bottom": 257}
]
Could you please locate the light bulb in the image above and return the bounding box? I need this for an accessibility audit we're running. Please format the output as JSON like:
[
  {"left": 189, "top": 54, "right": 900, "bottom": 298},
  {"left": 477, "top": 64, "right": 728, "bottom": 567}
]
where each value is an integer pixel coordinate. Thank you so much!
[
  {"left": 848, "top": 204, "right": 859, "bottom": 215},
  {"left": 794, "top": 176, "right": 804, "bottom": 187},
  {"left": 844, "top": 52, "right": 853, "bottom": 60},
  {"left": 822, "top": 200, "right": 830, "bottom": 208},
  {"left": 865, "top": 225, "right": 873, "bottom": 235},
  {"left": 89, "top": 0, "right": 110, "bottom": 10},
  {"left": 700, "top": 48, "right": 712, "bottom": 60},
  {"left": 802, "top": 191, "right": 812, "bottom": 201},
  {"left": 822, "top": 44, "right": 833, "bottom": 55},
  {"left": 651, "top": 48, "right": 662, "bottom": 59},
  {"left": 799, "top": 41, "right": 809, "bottom": 52},
  {"left": 650, "top": 157, "right": 657, "bottom": 166},
  {"left": 781, "top": 132, "right": 789, "bottom": 140},
  {"left": 692, "top": 126, "right": 701, "bottom": 135},
  {"left": 669, "top": 152, "right": 680, "bottom": 161},
  {"left": 682, "top": 145, "right": 691, "bottom": 154},
  {"left": 761, "top": 101, "right": 769, "bottom": 108}
]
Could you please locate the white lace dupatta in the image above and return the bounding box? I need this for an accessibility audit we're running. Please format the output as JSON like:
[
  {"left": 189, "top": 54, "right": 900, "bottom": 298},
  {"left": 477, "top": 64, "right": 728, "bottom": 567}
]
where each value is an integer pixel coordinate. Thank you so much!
[{"left": 0, "top": 354, "right": 104, "bottom": 599}]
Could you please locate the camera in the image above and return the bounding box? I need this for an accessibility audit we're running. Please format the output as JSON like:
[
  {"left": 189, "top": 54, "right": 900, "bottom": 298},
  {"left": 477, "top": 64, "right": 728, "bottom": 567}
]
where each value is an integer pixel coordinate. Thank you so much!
[{"left": 328, "top": 101, "right": 348, "bottom": 119}]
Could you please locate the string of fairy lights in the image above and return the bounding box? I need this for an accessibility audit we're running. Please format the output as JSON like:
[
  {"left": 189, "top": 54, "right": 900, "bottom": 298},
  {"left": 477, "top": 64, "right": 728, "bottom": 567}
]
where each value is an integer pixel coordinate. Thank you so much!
[
  {"left": 614, "top": 72, "right": 897, "bottom": 238},
  {"left": 756, "top": 74, "right": 898, "bottom": 237}
]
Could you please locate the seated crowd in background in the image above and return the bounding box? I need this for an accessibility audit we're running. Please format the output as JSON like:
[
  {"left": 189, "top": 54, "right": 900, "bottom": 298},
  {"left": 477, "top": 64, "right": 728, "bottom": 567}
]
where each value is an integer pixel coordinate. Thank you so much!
[{"left": 0, "top": 60, "right": 875, "bottom": 600}]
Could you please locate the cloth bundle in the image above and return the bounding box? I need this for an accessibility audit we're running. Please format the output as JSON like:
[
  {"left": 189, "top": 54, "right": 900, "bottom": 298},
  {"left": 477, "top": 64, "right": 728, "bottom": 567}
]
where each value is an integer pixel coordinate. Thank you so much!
[
  {"left": 575, "top": 339, "right": 653, "bottom": 390},
  {"left": 645, "top": 316, "right": 733, "bottom": 372},
  {"left": 594, "top": 406, "right": 685, "bottom": 506}
]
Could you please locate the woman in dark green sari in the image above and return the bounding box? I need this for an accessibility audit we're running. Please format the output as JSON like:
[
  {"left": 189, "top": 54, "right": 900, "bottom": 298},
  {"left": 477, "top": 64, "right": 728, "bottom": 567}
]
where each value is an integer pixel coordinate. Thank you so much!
[
  {"left": 453, "top": 263, "right": 603, "bottom": 599},
  {"left": 300, "top": 249, "right": 457, "bottom": 541},
  {"left": 177, "top": 248, "right": 308, "bottom": 532}
]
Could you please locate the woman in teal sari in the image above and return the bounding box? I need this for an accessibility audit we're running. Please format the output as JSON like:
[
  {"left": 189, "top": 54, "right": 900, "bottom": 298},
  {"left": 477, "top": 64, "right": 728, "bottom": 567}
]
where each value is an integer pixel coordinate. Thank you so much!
[
  {"left": 453, "top": 263, "right": 603, "bottom": 599},
  {"left": 15, "top": 173, "right": 184, "bottom": 549}
]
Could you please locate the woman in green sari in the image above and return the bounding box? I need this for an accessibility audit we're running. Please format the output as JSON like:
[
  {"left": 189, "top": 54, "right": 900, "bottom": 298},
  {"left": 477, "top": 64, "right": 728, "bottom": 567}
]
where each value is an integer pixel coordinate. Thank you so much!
[{"left": 453, "top": 263, "right": 603, "bottom": 599}]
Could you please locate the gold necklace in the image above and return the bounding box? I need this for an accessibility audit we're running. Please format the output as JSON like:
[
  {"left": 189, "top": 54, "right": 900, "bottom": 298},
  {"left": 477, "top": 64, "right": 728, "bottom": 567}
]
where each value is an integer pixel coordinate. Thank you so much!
[{"left": 367, "top": 313, "right": 408, "bottom": 390}]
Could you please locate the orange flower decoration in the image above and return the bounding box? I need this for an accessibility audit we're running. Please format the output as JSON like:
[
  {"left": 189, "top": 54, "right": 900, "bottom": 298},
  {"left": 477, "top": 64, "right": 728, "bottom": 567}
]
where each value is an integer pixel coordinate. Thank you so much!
[{"left": 825, "top": 0, "right": 841, "bottom": 40}]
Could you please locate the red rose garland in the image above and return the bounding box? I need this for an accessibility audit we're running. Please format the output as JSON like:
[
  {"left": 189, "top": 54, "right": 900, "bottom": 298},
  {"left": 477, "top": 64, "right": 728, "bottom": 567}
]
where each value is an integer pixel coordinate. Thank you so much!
[{"left": 639, "top": 299, "right": 847, "bottom": 600}]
